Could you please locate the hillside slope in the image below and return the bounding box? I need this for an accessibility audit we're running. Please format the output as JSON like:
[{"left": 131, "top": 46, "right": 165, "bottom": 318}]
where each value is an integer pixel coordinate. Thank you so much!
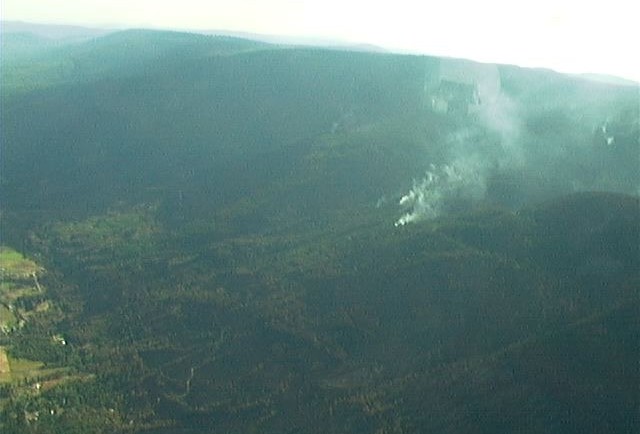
[{"left": 0, "top": 28, "right": 638, "bottom": 433}]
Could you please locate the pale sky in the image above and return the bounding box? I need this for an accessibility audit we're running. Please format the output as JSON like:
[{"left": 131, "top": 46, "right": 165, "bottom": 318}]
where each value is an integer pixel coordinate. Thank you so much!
[{"left": 2, "top": 0, "right": 639, "bottom": 82}]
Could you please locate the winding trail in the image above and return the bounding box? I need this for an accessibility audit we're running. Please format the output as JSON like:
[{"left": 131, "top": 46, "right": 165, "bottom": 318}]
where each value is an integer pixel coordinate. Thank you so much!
[
  {"left": 32, "top": 272, "right": 42, "bottom": 292},
  {"left": 185, "top": 367, "right": 195, "bottom": 394}
]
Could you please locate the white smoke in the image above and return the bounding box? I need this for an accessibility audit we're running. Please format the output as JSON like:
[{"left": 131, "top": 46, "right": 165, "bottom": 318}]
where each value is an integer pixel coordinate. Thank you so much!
[
  {"left": 395, "top": 159, "right": 487, "bottom": 226},
  {"left": 476, "top": 93, "right": 524, "bottom": 168},
  {"left": 396, "top": 63, "right": 524, "bottom": 225}
]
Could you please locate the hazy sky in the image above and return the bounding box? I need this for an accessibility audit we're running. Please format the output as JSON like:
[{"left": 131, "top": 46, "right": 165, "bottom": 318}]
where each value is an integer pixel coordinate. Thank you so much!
[{"left": 3, "top": 0, "right": 639, "bottom": 81}]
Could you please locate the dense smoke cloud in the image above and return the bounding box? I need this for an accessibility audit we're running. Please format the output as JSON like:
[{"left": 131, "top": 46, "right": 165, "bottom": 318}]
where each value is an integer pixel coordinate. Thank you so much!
[
  {"left": 395, "top": 159, "right": 486, "bottom": 226},
  {"left": 395, "top": 58, "right": 640, "bottom": 226},
  {"left": 396, "top": 73, "right": 524, "bottom": 225}
]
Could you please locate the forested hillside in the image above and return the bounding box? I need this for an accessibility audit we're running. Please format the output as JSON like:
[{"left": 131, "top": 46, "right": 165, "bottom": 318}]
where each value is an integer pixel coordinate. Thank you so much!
[{"left": 1, "top": 26, "right": 638, "bottom": 433}]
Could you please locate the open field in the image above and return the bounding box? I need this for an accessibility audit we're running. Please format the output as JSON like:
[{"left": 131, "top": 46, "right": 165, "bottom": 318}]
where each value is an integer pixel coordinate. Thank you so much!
[
  {"left": 0, "top": 305, "right": 16, "bottom": 329},
  {"left": 0, "top": 246, "right": 41, "bottom": 278},
  {"left": 0, "top": 347, "right": 10, "bottom": 376},
  {"left": 0, "top": 351, "right": 63, "bottom": 384}
]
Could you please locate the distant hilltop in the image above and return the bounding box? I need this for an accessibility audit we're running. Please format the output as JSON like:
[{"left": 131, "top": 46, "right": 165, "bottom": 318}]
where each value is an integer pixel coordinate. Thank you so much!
[
  {"left": 0, "top": 20, "right": 385, "bottom": 53},
  {"left": 1, "top": 20, "right": 113, "bottom": 40},
  {"left": 2, "top": 21, "right": 638, "bottom": 86},
  {"left": 574, "top": 73, "right": 638, "bottom": 87}
]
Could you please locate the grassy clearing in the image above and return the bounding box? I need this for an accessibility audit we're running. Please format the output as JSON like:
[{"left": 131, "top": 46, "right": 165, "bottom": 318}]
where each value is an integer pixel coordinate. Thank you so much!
[
  {"left": 0, "top": 281, "right": 40, "bottom": 304},
  {"left": 0, "top": 352, "right": 64, "bottom": 384},
  {"left": 0, "top": 246, "right": 44, "bottom": 306},
  {"left": 0, "top": 246, "right": 41, "bottom": 278},
  {"left": 0, "top": 347, "right": 9, "bottom": 375},
  {"left": 41, "top": 373, "right": 95, "bottom": 391},
  {"left": 0, "top": 305, "right": 17, "bottom": 328},
  {"left": 0, "top": 281, "right": 16, "bottom": 293},
  {"left": 0, "top": 346, "right": 47, "bottom": 383},
  {"left": 0, "top": 359, "right": 33, "bottom": 383}
]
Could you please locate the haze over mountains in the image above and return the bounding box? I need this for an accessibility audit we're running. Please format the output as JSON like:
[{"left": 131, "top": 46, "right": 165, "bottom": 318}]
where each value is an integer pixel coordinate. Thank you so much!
[
  {"left": 0, "top": 22, "right": 638, "bottom": 434},
  {"left": 1, "top": 20, "right": 387, "bottom": 56},
  {"left": 3, "top": 20, "right": 638, "bottom": 83}
]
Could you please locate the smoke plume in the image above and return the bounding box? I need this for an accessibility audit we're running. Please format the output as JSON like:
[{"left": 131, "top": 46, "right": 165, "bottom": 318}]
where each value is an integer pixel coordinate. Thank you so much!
[{"left": 396, "top": 85, "right": 523, "bottom": 225}]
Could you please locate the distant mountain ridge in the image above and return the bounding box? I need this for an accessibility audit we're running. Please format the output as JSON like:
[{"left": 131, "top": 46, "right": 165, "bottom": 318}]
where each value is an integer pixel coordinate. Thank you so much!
[
  {"left": 1, "top": 20, "right": 113, "bottom": 40},
  {"left": 2, "top": 21, "right": 638, "bottom": 84},
  {"left": 575, "top": 73, "right": 638, "bottom": 87},
  {"left": 0, "top": 20, "right": 384, "bottom": 53}
]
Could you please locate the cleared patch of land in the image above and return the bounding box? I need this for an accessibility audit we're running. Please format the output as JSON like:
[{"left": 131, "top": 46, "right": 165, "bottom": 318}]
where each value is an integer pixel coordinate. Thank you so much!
[
  {"left": 0, "top": 304, "right": 15, "bottom": 324},
  {"left": 1, "top": 281, "right": 39, "bottom": 303},
  {"left": 0, "top": 246, "right": 47, "bottom": 331},
  {"left": 0, "top": 352, "right": 63, "bottom": 384},
  {"left": 0, "top": 246, "right": 42, "bottom": 278},
  {"left": 0, "top": 305, "right": 17, "bottom": 333},
  {"left": 0, "top": 347, "right": 10, "bottom": 375}
]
